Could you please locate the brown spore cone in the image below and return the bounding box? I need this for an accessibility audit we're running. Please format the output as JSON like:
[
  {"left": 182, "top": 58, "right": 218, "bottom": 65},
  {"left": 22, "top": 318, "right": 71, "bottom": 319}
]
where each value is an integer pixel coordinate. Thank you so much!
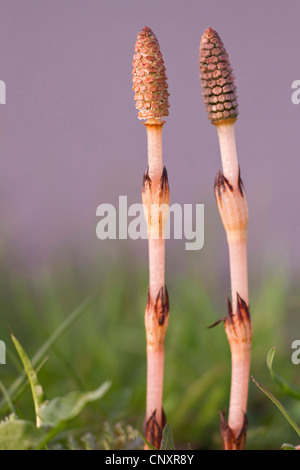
[
  {"left": 199, "top": 28, "right": 238, "bottom": 124},
  {"left": 132, "top": 26, "right": 169, "bottom": 121}
]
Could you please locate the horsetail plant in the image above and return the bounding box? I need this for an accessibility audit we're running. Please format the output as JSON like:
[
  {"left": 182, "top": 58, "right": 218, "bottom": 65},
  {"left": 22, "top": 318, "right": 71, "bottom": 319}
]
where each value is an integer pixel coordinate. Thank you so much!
[
  {"left": 200, "top": 28, "right": 252, "bottom": 450},
  {"left": 132, "top": 26, "right": 170, "bottom": 449}
]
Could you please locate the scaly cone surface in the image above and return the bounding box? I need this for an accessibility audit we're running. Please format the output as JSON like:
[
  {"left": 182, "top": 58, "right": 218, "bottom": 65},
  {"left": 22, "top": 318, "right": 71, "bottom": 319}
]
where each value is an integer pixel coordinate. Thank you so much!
[
  {"left": 199, "top": 27, "right": 238, "bottom": 124},
  {"left": 132, "top": 26, "right": 169, "bottom": 121}
]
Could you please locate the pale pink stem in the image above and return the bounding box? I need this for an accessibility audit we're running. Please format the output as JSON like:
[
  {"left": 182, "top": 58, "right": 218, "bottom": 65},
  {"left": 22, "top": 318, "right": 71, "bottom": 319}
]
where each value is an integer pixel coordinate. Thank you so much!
[
  {"left": 217, "top": 120, "right": 252, "bottom": 444},
  {"left": 218, "top": 120, "right": 249, "bottom": 312},
  {"left": 228, "top": 238, "right": 248, "bottom": 313},
  {"left": 148, "top": 239, "right": 165, "bottom": 303},
  {"left": 228, "top": 343, "right": 251, "bottom": 435},
  {"left": 216, "top": 122, "right": 239, "bottom": 184},
  {"left": 146, "top": 238, "right": 165, "bottom": 428},
  {"left": 146, "top": 124, "right": 163, "bottom": 188},
  {"left": 144, "top": 123, "right": 167, "bottom": 434},
  {"left": 146, "top": 349, "right": 165, "bottom": 426}
]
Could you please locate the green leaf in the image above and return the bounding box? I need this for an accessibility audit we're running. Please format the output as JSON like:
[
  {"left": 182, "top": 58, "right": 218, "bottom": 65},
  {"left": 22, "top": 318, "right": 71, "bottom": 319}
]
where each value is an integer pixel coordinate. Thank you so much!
[
  {"left": 252, "top": 376, "right": 300, "bottom": 437},
  {"left": 266, "top": 346, "right": 276, "bottom": 373},
  {"left": 38, "top": 381, "right": 110, "bottom": 428},
  {"left": 0, "top": 419, "right": 44, "bottom": 450},
  {"left": 266, "top": 347, "right": 300, "bottom": 400},
  {"left": 281, "top": 443, "right": 297, "bottom": 450},
  {"left": 10, "top": 331, "right": 46, "bottom": 427},
  {"left": 160, "top": 424, "right": 176, "bottom": 450}
]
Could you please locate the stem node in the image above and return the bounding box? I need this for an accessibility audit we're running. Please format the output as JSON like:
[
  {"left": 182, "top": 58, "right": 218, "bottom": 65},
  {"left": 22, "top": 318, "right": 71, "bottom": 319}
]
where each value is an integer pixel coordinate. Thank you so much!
[{"left": 220, "top": 411, "right": 248, "bottom": 450}]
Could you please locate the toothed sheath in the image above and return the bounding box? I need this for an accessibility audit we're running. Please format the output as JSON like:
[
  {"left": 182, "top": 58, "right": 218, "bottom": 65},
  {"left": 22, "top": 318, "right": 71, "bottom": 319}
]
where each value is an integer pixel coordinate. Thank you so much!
[{"left": 133, "top": 26, "right": 170, "bottom": 449}]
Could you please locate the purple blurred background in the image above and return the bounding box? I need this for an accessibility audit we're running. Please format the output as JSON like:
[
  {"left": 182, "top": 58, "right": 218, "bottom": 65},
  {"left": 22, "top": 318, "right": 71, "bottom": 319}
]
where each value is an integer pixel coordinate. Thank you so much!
[{"left": 0, "top": 0, "right": 299, "bottom": 278}]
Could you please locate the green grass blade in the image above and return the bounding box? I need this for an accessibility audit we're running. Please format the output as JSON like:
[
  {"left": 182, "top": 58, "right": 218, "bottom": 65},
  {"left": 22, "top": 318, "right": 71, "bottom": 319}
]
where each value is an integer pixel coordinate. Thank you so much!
[
  {"left": 35, "top": 423, "right": 65, "bottom": 450},
  {"left": 31, "top": 292, "right": 98, "bottom": 367},
  {"left": 0, "top": 380, "right": 16, "bottom": 415},
  {"left": 0, "top": 292, "right": 97, "bottom": 414},
  {"left": 172, "top": 365, "right": 221, "bottom": 428},
  {"left": 138, "top": 432, "right": 157, "bottom": 451},
  {"left": 266, "top": 347, "right": 300, "bottom": 400},
  {"left": 252, "top": 376, "right": 300, "bottom": 437},
  {"left": 10, "top": 331, "right": 46, "bottom": 428},
  {"left": 8, "top": 357, "right": 49, "bottom": 408}
]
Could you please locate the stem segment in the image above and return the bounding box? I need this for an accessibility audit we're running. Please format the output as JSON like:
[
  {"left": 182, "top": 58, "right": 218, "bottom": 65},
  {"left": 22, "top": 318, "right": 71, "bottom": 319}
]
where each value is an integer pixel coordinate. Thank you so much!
[
  {"left": 146, "top": 123, "right": 163, "bottom": 191},
  {"left": 146, "top": 349, "right": 165, "bottom": 428},
  {"left": 143, "top": 122, "right": 169, "bottom": 449},
  {"left": 146, "top": 124, "right": 165, "bottom": 301},
  {"left": 228, "top": 238, "right": 248, "bottom": 312},
  {"left": 215, "top": 121, "right": 252, "bottom": 450},
  {"left": 228, "top": 342, "right": 251, "bottom": 435},
  {"left": 216, "top": 121, "right": 239, "bottom": 184}
]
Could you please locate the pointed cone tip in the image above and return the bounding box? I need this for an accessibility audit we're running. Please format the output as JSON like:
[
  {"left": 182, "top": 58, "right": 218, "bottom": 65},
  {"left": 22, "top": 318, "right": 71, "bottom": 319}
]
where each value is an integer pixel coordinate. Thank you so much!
[
  {"left": 199, "top": 27, "right": 238, "bottom": 123},
  {"left": 133, "top": 25, "right": 169, "bottom": 121}
]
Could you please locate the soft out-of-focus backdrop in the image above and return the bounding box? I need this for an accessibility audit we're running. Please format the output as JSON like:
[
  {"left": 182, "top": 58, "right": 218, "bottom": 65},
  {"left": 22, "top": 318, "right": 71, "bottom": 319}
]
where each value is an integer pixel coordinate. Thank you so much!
[{"left": 0, "top": 0, "right": 299, "bottom": 450}]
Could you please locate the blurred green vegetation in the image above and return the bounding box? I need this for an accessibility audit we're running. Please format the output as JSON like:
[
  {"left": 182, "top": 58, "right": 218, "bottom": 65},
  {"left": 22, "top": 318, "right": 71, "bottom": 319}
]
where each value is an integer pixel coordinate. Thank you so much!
[{"left": 0, "top": 246, "right": 299, "bottom": 450}]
